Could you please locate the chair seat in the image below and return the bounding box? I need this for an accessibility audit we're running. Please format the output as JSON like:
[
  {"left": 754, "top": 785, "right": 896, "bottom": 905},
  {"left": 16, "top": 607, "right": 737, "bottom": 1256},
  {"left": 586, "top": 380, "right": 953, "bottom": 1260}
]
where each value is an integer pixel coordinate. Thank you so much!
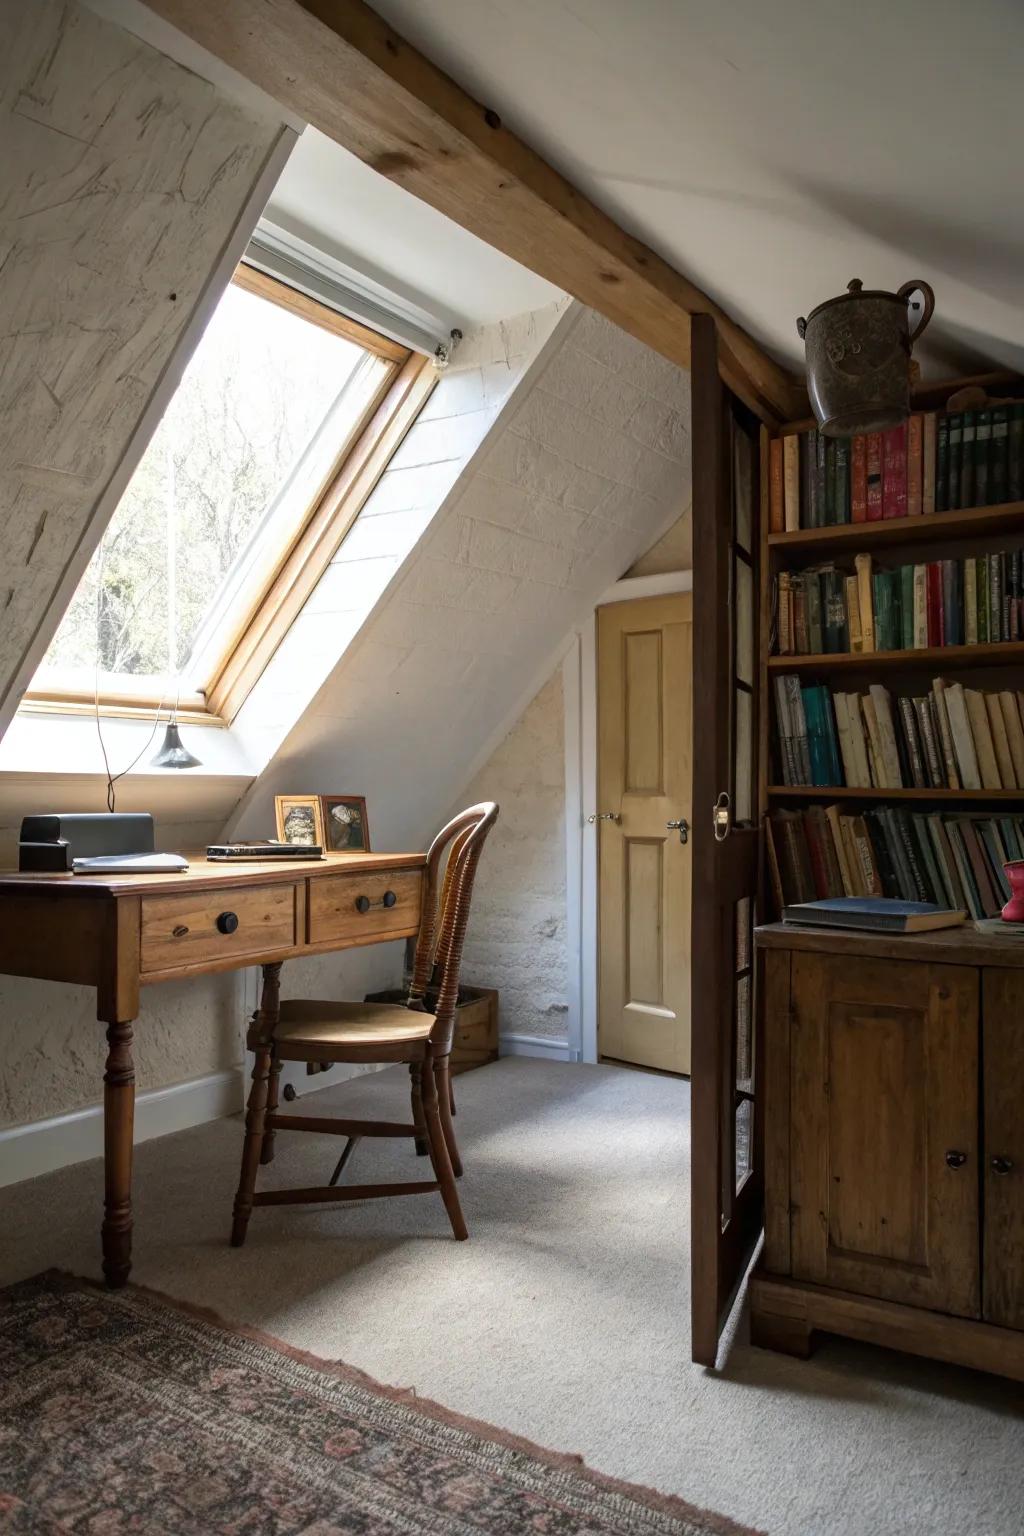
[{"left": 275, "top": 998, "right": 435, "bottom": 1050}]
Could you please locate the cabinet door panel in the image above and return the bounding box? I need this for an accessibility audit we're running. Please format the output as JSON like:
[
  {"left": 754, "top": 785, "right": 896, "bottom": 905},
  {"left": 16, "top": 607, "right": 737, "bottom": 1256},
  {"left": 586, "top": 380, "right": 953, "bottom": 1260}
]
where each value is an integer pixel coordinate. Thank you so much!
[
  {"left": 983, "top": 968, "right": 1024, "bottom": 1330},
  {"left": 790, "top": 955, "right": 979, "bottom": 1317}
]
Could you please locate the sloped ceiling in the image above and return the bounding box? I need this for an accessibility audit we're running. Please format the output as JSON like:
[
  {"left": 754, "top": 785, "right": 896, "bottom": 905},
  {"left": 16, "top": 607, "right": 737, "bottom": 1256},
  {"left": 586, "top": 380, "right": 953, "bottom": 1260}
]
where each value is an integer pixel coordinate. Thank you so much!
[
  {"left": 236, "top": 300, "right": 691, "bottom": 851},
  {"left": 368, "top": 0, "right": 1024, "bottom": 380}
]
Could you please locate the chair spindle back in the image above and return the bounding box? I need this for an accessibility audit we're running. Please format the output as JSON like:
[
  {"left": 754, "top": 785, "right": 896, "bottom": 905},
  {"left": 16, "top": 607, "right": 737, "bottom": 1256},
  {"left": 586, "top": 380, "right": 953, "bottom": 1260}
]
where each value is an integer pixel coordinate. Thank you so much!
[{"left": 407, "top": 802, "right": 498, "bottom": 1047}]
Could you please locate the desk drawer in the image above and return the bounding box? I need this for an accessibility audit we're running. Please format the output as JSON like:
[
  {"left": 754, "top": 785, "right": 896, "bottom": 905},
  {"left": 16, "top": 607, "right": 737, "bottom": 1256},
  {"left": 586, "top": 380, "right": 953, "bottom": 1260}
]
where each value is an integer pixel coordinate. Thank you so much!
[
  {"left": 309, "top": 869, "right": 422, "bottom": 946},
  {"left": 140, "top": 885, "right": 297, "bottom": 973}
]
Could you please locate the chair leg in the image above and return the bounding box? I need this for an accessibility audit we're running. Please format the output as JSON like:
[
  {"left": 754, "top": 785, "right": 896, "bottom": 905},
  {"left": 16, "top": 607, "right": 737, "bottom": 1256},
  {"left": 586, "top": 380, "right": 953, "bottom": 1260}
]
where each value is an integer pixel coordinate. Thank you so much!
[
  {"left": 231, "top": 1044, "right": 272, "bottom": 1247},
  {"left": 449, "top": 1069, "right": 456, "bottom": 1117},
  {"left": 409, "top": 1062, "right": 429, "bottom": 1157},
  {"left": 328, "top": 1136, "right": 360, "bottom": 1186},
  {"left": 434, "top": 1056, "right": 462, "bottom": 1178},
  {"left": 422, "top": 1057, "right": 467, "bottom": 1240},
  {"left": 260, "top": 1053, "right": 282, "bottom": 1165}
]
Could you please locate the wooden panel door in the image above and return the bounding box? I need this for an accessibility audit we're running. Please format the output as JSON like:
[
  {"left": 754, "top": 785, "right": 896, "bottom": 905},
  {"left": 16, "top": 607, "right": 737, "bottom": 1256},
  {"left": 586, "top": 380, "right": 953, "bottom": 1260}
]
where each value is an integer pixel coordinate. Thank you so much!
[
  {"left": 597, "top": 593, "right": 692, "bottom": 1074},
  {"left": 790, "top": 952, "right": 979, "bottom": 1317},
  {"left": 690, "top": 315, "right": 764, "bottom": 1365},
  {"left": 983, "top": 968, "right": 1024, "bottom": 1330}
]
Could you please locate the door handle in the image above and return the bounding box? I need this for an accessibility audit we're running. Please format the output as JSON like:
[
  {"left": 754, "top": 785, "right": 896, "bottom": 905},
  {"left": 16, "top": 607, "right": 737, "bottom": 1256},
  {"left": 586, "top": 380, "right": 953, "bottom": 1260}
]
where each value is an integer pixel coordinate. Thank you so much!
[
  {"left": 587, "top": 812, "right": 620, "bottom": 824},
  {"left": 667, "top": 819, "right": 689, "bottom": 844},
  {"left": 713, "top": 791, "right": 731, "bottom": 842}
]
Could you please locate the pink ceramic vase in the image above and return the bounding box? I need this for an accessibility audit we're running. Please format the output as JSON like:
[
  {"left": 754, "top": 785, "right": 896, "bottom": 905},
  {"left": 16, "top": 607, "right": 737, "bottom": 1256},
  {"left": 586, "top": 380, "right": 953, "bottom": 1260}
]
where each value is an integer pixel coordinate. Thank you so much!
[{"left": 1003, "top": 861, "right": 1024, "bottom": 923}]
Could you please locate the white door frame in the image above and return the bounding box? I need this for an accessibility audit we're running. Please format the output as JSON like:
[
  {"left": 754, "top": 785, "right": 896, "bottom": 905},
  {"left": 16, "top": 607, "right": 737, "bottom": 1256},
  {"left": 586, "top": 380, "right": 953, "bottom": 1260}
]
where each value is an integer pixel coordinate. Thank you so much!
[{"left": 563, "top": 569, "right": 693, "bottom": 1064}]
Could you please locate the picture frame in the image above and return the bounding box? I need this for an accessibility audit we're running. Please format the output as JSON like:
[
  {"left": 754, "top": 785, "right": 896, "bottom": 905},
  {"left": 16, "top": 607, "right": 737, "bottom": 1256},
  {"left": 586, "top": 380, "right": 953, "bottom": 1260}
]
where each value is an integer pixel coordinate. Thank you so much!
[
  {"left": 274, "top": 794, "right": 325, "bottom": 847},
  {"left": 319, "top": 794, "right": 370, "bottom": 853}
]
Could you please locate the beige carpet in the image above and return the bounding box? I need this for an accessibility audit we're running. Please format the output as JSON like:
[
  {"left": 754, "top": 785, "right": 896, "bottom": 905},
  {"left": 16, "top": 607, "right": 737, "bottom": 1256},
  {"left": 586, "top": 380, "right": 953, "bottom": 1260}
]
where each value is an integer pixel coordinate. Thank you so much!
[{"left": 1, "top": 1058, "right": 1021, "bottom": 1535}]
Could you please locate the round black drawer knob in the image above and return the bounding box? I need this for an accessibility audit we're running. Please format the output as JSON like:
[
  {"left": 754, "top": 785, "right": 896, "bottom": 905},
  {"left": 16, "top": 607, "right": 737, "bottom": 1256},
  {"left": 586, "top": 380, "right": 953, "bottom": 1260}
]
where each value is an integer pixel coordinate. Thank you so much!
[
  {"left": 355, "top": 895, "right": 371, "bottom": 913},
  {"left": 216, "top": 911, "right": 239, "bottom": 935},
  {"left": 383, "top": 890, "right": 397, "bottom": 908}
]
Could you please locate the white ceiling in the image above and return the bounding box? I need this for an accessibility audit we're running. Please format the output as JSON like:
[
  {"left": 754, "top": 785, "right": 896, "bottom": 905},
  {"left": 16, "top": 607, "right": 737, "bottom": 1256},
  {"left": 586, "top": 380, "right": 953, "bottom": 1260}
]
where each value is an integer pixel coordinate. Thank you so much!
[
  {"left": 366, "top": 0, "right": 1024, "bottom": 380},
  {"left": 266, "top": 127, "right": 564, "bottom": 330}
]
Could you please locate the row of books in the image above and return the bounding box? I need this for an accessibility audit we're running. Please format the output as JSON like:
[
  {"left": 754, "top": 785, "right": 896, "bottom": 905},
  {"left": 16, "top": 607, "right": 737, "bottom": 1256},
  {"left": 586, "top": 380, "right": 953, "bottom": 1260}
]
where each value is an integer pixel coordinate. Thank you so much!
[
  {"left": 775, "top": 548, "right": 1024, "bottom": 655},
  {"left": 767, "top": 804, "right": 1023, "bottom": 921},
  {"left": 773, "top": 677, "right": 1024, "bottom": 792},
  {"left": 769, "top": 404, "right": 1024, "bottom": 532}
]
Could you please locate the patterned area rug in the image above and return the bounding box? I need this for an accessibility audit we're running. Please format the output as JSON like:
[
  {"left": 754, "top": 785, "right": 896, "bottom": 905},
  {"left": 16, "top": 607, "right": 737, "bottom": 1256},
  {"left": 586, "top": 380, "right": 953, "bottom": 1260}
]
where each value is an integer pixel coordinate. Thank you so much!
[{"left": 0, "top": 1272, "right": 761, "bottom": 1535}]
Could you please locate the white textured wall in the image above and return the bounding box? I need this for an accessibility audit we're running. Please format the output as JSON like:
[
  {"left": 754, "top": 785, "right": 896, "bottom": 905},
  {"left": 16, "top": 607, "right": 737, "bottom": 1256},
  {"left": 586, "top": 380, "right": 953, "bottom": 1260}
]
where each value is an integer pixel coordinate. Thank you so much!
[
  {"left": 449, "top": 669, "right": 568, "bottom": 1043},
  {"left": 0, "top": 0, "right": 286, "bottom": 733},
  {"left": 626, "top": 510, "right": 692, "bottom": 576},
  {"left": 0, "top": 0, "right": 286, "bottom": 1132}
]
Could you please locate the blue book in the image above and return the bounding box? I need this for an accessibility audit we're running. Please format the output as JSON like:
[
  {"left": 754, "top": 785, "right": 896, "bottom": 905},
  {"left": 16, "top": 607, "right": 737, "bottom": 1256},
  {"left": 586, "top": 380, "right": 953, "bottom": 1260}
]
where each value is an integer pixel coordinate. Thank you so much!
[{"left": 782, "top": 897, "right": 966, "bottom": 933}]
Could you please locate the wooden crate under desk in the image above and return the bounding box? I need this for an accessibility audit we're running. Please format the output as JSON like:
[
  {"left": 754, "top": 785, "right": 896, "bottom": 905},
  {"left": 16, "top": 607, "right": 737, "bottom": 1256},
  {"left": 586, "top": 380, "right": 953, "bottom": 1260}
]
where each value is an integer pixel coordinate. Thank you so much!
[{"left": 364, "top": 985, "right": 499, "bottom": 1074}]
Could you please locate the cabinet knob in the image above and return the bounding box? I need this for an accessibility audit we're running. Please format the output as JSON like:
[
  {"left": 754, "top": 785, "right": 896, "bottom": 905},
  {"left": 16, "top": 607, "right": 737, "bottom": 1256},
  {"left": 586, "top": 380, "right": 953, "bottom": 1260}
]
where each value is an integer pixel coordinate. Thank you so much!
[
  {"left": 945, "top": 1150, "right": 968, "bottom": 1170},
  {"left": 216, "top": 911, "right": 239, "bottom": 935},
  {"left": 990, "top": 1156, "right": 1014, "bottom": 1177},
  {"left": 355, "top": 895, "right": 371, "bottom": 913},
  {"left": 383, "top": 890, "right": 397, "bottom": 908}
]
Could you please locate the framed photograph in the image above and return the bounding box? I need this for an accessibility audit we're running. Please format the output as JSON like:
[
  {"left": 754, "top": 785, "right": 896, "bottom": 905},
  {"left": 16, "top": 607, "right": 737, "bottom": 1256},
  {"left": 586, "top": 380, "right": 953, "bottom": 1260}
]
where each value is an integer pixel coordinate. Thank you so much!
[
  {"left": 274, "top": 794, "right": 325, "bottom": 847},
  {"left": 319, "top": 794, "right": 370, "bottom": 852}
]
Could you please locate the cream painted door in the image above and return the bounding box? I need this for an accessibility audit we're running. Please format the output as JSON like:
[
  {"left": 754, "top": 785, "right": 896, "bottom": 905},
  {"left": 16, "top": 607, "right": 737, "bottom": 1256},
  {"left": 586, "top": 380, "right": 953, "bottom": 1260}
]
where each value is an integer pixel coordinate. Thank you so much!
[{"left": 596, "top": 593, "right": 692, "bottom": 1074}]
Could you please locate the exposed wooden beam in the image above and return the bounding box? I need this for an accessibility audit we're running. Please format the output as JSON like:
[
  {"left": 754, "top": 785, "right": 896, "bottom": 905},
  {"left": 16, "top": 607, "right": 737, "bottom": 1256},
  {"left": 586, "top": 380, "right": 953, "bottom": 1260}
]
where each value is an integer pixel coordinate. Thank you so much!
[{"left": 143, "top": 0, "right": 806, "bottom": 421}]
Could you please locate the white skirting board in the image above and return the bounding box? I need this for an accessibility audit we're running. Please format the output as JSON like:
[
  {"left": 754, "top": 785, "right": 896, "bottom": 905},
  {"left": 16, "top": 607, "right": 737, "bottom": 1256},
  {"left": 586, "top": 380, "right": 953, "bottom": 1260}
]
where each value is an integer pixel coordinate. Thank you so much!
[
  {"left": 0, "top": 1068, "right": 245, "bottom": 1190},
  {"left": 499, "top": 1033, "right": 574, "bottom": 1062}
]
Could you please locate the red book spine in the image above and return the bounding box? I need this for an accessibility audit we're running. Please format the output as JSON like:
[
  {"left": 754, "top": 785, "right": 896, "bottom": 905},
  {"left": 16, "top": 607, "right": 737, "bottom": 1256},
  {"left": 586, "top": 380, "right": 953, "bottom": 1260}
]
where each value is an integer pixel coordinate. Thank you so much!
[
  {"left": 851, "top": 434, "right": 868, "bottom": 521},
  {"left": 882, "top": 423, "right": 908, "bottom": 518},
  {"left": 907, "top": 413, "right": 923, "bottom": 515},
  {"left": 801, "top": 812, "right": 831, "bottom": 899},
  {"left": 769, "top": 437, "right": 784, "bottom": 533},
  {"left": 926, "top": 561, "right": 944, "bottom": 646},
  {"left": 865, "top": 432, "right": 883, "bottom": 520}
]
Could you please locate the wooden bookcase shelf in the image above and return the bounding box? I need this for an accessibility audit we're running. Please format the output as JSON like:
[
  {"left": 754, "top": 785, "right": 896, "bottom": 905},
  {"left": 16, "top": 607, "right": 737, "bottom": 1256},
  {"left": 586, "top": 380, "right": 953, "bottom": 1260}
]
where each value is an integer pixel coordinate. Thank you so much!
[
  {"left": 767, "top": 785, "right": 1024, "bottom": 802},
  {"left": 768, "top": 640, "right": 1024, "bottom": 673},
  {"left": 758, "top": 373, "right": 1024, "bottom": 919},
  {"left": 767, "top": 499, "right": 1024, "bottom": 556}
]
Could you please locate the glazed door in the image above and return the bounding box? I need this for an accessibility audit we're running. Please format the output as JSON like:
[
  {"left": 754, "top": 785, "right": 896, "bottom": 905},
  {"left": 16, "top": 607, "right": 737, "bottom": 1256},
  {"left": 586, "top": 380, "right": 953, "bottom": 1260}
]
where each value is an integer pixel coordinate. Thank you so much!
[{"left": 690, "top": 315, "right": 764, "bottom": 1366}]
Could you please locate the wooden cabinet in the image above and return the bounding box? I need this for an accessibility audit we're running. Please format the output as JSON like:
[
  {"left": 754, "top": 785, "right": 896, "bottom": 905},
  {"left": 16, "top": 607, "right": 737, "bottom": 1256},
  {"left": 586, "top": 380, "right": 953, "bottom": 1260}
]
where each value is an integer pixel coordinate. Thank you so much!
[
  {"left": 753, "top": 925, "right": 1024, "bottom": 1383},
  {"left": 983, "top": 969, "right": 1024, "bottom": 1331},
  {"left": 789, "top": 953, "right": 978, "bottom": 1317}
]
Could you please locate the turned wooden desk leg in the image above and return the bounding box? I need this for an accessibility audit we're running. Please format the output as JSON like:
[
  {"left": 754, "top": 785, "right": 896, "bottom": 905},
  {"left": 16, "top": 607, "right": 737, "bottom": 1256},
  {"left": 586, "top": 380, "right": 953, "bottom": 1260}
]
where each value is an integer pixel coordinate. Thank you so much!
[
  {"left": 232, "top": 963, "right": 282, "bottom": 1247},
  {"left": 101, "top": 1020, "right": 136, "bottom": 1288}
]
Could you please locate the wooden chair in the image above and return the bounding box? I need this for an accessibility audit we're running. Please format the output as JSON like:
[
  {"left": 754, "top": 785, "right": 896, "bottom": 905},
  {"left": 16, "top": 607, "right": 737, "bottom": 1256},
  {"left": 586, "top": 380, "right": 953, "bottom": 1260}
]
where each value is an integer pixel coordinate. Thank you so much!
[{"left": 230, "top": 802, "right": 499, "bottom": 1247}]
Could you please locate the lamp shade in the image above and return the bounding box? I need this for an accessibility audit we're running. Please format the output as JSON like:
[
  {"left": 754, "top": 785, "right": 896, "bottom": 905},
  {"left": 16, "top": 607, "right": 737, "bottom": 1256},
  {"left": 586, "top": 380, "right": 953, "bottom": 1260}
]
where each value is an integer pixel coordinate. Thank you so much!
[{"left": 150, "top": 719, "right": 201, "bottom": 769}]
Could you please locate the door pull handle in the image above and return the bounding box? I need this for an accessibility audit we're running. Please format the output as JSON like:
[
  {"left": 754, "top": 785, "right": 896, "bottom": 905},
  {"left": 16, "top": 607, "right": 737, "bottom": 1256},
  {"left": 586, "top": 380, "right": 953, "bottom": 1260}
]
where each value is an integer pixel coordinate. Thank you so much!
[
  {"left": 713, "top": 791, "right": 731, "bottom": 842},
  {"left": 587, "top": 812, "right": 620, "bottom": 824},
  {"left": 667, "top": 819, "right": 689, "bottom": 844}
]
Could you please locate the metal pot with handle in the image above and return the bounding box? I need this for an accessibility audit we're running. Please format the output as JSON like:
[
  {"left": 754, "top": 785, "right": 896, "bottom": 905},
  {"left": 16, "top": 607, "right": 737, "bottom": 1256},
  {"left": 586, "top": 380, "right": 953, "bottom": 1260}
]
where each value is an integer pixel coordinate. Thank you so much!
[{"left": 797, "top": 278, "right": 935, "bottom": 437}]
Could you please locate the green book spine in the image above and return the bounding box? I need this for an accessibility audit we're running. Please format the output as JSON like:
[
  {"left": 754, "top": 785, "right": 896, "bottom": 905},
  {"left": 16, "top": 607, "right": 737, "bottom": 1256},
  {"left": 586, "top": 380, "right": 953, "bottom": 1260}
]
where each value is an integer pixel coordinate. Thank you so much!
[
  {"left": 974, "top": 409, "right": 992, "bottom": 506},
  {"left": 821, "top": 686, "right": 843, "bottom": 785},
  {"left": 806, "top": 570, "right": 823, "bottom": 654},
  {"left": 947, "top": 413, "right": 963, "bottom": 509},
  {"left": 900, "top": 564, "right": 915, "bottom": 650},
  {"left": 990, "top": 553, "right": 1002, "bottom": 643},
  {"left": 815, "top": 432, "right": 827, "bottom": 528},
  {"left": 936, "top": 414, "right": 950, "bottom": 511},
  {"left": 990, "top": 407, "right": 1008, "bottom": 505},
  {"left": 872, "top": 571, "right": 897, "bottom": 651},
  {"left": 834, "top": 439, "right": 850, "bottom": 523},
  {"left": 822, "top": 567, "right": 847, "bottom": 653},
  {"left": 964, "top": 556, "right": 978, "bottom": 644},
  {"left": 824, "top": 438, "right": 837, "bottom": 525},
  {"left": 959, "top": 411, "right": 976, "bottom": 508},
  {"left": 1008, "top": 403, "right": 1024, "bottom": 502},
  {"left": 805, "top": 430, "right": 817, "bottom": 527}
]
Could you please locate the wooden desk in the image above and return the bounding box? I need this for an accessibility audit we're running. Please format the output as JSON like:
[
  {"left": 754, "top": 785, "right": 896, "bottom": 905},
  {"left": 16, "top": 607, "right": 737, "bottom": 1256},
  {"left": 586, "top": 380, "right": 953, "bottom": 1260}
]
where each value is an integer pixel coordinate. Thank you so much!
[{"left": 0, "top": 852, "right": 426, "bottom": 1286}]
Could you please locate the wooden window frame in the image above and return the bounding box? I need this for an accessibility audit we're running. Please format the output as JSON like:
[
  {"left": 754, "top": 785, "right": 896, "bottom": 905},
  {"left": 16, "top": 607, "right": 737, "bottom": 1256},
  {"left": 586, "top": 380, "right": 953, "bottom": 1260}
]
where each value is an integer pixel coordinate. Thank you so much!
[{"left": 22, "top": 266, "right": 436, "bottom": 725}]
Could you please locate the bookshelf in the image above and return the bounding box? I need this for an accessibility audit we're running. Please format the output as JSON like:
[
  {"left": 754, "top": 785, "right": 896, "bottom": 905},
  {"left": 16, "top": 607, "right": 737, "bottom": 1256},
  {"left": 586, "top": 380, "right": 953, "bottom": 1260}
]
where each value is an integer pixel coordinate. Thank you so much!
[{"left": 758, "top": 372, "right": 1024, "bottom": 922}]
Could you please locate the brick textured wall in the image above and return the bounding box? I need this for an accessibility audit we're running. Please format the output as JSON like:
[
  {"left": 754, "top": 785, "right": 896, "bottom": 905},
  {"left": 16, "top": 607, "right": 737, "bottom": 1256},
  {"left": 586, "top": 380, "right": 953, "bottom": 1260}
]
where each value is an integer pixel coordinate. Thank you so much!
[{"left": 447, "top": 669, "right": 568, "bottom": 1042}]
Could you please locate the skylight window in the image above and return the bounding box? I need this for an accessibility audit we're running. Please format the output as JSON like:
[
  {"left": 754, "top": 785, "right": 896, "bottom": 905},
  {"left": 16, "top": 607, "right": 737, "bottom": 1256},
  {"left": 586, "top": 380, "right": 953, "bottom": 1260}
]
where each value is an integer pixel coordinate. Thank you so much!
[{"left": 28, "top": 265, "right": 413, "bottom": 720}]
